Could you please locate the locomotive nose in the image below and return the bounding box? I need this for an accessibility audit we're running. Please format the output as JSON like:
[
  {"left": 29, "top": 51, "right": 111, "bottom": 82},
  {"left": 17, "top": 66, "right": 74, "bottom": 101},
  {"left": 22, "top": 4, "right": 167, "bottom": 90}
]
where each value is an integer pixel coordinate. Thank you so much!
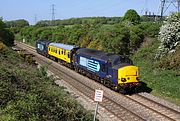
[{"left": 118, "top": 66, "right": 140, "bottom": 84}]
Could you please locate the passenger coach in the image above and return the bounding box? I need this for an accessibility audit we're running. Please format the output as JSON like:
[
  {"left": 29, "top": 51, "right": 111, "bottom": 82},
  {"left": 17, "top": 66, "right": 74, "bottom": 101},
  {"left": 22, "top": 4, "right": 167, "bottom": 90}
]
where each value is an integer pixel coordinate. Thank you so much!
[{"left": 48, "top": 42, "right": 79, "bottom": 67}]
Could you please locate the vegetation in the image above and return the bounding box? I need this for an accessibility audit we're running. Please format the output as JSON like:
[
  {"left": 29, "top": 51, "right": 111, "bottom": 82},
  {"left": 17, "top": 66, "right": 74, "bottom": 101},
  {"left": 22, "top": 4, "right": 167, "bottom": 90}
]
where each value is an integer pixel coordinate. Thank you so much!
[
  {"left": 132, "top": 13, "right": 180, "bottom": 104},
  {"left": 0, "top": 46, "right": 94, "bottom": 121},
  {"left": 17, "top": 23, "right": 152, "bottom": 55},
  {"left": 36, "top": 17, "right": 122, "bottom": 27},
  {"left": 138, "top": 22, "right": 162, "bottom": 37},
  {"left": 123, "top": 9, "right": 140, "bottom": 24},
  {"left": 156, "top": 12, "right": 180, "bottom": 59},
  {"left": 5, "top": 19, "right": 29, "bottom": 28},
  {"left": 132, "top": 37, "right": 180, "bottom": 104},
  {"left": 156, "top": 46, "right": 180, "bottom": 70},
  {"left": 0, "top": 20, "right": 14, "bottom": 46},
  {"left": 5, "top": 19, "right": 29, "bottom": 35}
]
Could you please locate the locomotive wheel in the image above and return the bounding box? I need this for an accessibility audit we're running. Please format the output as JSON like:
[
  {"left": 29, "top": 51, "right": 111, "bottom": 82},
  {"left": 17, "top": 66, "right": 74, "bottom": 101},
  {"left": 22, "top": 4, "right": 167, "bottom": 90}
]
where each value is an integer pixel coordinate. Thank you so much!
[
  {"left": 119, "top": 87, "right": 126, "bottom": 94},
  {"left": 111, "top": 85, "right": 118, "bottom": 91},
  {"left": 100, "top": 78, "right": 104, "bottom": 84}
]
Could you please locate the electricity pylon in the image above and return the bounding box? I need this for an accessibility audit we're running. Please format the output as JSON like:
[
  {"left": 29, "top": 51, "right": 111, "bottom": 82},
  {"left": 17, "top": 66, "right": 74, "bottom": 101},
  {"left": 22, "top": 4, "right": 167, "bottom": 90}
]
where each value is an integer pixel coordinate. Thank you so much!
[{"left": 160, "top": 0, "right": 180, "bottom": 18}]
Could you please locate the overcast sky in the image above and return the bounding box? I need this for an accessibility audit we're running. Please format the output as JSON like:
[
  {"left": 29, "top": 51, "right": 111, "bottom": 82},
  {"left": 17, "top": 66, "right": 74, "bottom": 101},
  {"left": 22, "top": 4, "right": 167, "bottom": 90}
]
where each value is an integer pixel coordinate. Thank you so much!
[{"left": 0, "top": 0, "right": 178, "bottom": 24}]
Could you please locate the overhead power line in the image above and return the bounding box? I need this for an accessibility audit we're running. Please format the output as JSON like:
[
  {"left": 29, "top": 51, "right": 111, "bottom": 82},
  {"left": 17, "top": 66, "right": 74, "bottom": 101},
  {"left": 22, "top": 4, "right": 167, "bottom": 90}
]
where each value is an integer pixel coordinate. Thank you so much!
[{"left": 160, "top": 0, "right": 180, "bottom": 18}]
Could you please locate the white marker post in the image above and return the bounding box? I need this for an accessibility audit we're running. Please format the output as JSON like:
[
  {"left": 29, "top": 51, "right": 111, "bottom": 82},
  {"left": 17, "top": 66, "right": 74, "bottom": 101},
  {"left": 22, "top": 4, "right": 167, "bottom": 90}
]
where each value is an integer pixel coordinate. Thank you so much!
[{"left": 93, "top": 89, "right": 104, "bottom": 121}]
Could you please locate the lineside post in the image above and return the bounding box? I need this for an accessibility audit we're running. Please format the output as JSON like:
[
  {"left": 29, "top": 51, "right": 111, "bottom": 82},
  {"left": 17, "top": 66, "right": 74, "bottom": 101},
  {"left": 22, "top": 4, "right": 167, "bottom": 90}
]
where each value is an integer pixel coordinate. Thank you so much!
[
  {"left": 93, "top": 89, "right": 104, "bottom": 121},
  {"left": 93, "top": 102, "right": 99, "bottom": 121}
]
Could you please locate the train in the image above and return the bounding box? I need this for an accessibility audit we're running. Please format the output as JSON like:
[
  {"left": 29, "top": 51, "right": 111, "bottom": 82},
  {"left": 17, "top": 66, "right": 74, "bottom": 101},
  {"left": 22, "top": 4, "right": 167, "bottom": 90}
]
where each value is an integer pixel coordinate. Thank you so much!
[{"left": 36, "top": 39, "right": 141, "bottom": 94}]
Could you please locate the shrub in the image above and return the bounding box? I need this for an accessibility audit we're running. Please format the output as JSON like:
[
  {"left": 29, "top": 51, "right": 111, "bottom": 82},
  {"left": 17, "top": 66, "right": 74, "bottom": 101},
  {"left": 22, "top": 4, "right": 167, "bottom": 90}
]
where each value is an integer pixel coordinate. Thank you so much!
[
  {"left": 155, "top": 46, "right": 180, "bottom": 70},
  {"left": 0, "top": 42, "right": 6, "bottom": 50},
  {"left": 138, "top": 22, "right": 161, "bottom": 37},
  {"left": 129, "top": 25, "right": 144, "bottom": 52},
  {"left": 156, "top": 12, "right": 180, "bottom": 59}
]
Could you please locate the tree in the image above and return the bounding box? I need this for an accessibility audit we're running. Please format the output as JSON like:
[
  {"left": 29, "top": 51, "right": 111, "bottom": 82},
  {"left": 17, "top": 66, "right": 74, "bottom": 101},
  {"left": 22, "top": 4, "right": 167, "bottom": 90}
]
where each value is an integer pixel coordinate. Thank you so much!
[
  {"left": 5, "top": 19, "right": 29, "bottom": 28},
  {"left": 129, "top": 25, "right": 144, "bottom": 52},
  {"left": 0, "top": 20, "right": 6, "bottom": 29},
  {"left": 123, "top": 9, "right": 140, "bottom": 24},
  {"left": 0, "top": 20, "right": 14, "bottom": 46},
  {"left": 156, "top": 12, "right": 180, "bottom": 59},
  {"left": 100, "top": 24, "right": 130, "bottom": 55}
]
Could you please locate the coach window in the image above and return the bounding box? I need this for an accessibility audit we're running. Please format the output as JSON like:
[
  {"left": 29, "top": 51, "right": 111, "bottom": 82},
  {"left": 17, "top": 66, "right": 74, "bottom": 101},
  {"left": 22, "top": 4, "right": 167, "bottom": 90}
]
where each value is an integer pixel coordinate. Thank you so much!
[
  {"left": 49, "top": 47, "right": 50, "bottom": 51},
  {"left": 64, "top": 50, "right": 66, "bottom": 55},
  {"left": 61, "top": 50, "right": 63, "bottom": 54},
  {"left": 68, "top": 52, "right": 70, "bottom": 58},
  {"left": 59, "top": 50, "right": 61, "bottom": 55}
]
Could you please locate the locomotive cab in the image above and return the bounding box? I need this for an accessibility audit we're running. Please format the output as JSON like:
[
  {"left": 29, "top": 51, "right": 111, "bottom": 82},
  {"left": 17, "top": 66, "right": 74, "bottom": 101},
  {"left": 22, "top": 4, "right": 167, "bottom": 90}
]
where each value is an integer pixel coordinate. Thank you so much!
[
  {"left": 111, "top": 56, "right": 141, "bottom": 91},
  {"left": 118, "top": 65, "right": 140, "bottom": 84},
  {"left": 36, "top": 39, "right": 50, "bottom": 56}
]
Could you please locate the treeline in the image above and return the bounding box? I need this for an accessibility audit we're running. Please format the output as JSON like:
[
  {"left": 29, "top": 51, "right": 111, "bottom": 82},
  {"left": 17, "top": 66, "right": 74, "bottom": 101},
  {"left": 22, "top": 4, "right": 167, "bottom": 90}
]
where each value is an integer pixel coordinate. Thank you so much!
[
  {"left": 10, "top": 9, "right": 161, "bottom": 55},
  {"left": 5, "top": 19, "right": 29, "bottom": 28},
  {"left": 36, "top": 14, "right": 160, "bottom": 27},
  {"left": 36, "top": 17, "right": 123, "bottom": 27},
  {"left": 19, "top": 22, "right": 161, "bottom": 55},
  {"left": 4, "top": 19, "right": 29, "bottom": 35}
]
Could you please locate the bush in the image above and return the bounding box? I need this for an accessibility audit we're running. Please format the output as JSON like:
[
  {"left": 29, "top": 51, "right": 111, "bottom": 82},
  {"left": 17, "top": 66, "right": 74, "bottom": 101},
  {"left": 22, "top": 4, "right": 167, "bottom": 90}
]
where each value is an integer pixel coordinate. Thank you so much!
[
  {"left": 156, "top": 12, "right": 180, "bottom": 59},
  {"left": 0, "top": 42, "right": 6, "bottom": 50},
  {"left": 129, "top": 25, "right": 144, "bottom": 52},
  {"left": 155, "top": 46, "right": 180, "bottom": 70},
  {"left": 138, "top": 22, "right": 161, "bottom": 37}
]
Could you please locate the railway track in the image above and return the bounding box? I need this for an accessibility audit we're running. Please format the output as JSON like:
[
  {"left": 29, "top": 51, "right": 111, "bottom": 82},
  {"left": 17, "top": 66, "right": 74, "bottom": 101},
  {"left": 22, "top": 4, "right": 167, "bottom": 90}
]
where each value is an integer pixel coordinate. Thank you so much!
[
  {"left": 125, "top": 94, "right": 180, "bottom": 121},
  {"left": 15, "top": 41, "right": 180, "bottom": 121}
]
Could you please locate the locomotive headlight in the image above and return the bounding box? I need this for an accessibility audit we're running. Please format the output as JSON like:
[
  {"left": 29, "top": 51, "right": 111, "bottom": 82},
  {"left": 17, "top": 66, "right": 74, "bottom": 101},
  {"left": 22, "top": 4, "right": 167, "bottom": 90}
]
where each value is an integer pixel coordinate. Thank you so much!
[{"left": 121, "top": 78, "right": 126, "bottom": 82}]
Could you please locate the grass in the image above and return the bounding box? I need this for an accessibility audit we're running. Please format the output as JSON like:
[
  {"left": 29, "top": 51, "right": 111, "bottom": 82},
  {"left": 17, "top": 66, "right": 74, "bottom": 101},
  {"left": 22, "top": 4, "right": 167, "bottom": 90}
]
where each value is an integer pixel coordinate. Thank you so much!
[{"left": 132, "top": 37, "right": 180, "bottom": 105}]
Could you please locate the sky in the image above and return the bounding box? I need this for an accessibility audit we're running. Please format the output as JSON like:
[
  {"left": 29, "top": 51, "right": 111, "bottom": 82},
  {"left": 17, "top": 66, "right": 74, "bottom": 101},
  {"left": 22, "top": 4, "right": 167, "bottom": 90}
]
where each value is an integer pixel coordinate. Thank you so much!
[{"left": 0, "top": 0, "right": 178, "bottom": 25}]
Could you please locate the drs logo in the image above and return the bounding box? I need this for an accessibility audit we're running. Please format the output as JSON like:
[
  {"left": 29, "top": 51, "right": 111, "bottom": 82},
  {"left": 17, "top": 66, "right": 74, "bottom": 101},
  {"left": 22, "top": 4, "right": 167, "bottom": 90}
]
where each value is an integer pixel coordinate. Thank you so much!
[
  {"left": 37, "top": 44, "right": 44, "bottom": 51},
  {"left": 79, "top": 56, "right": 100, "bottom": 72}
]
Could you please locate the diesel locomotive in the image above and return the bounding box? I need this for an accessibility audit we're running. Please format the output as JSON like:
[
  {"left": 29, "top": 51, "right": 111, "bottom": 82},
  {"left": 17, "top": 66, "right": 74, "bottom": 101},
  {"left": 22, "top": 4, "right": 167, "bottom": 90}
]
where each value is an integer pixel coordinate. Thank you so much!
[{"left": 36, "top": 39, "right": 141, "bottom": 93}]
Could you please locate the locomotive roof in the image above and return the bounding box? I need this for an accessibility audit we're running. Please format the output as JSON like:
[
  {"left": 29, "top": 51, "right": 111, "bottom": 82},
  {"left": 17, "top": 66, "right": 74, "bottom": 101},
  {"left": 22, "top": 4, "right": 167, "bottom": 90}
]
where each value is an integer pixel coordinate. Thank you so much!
[
  {"left": 49, "top": 42, "right": 76, "bottom": 51},
  {"left": 36, "top": 39, "right": 50, "bottom": 44},
  {"left": 77, "top": 48, "right": 120, "bottom": 63}
]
